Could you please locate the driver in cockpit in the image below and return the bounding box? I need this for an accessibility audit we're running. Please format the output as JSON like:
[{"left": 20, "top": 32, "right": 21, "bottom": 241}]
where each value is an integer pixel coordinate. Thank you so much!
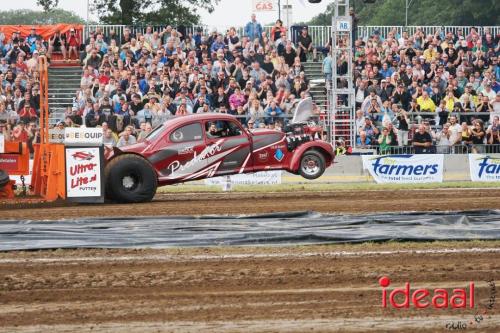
[{"left": 207, "top": 122, "right": 224, "bottom": 138}]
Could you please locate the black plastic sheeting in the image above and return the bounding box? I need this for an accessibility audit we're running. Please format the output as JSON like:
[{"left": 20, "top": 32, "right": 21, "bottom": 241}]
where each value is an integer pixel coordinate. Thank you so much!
[{"left": 1, "top": 210, "right": 500, "bottom": 251}]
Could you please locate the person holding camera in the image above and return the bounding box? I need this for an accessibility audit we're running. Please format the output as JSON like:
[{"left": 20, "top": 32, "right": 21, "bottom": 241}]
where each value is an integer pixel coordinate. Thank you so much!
[
  {"left": 6, "top": 41, "right": 26, "bottom": 64},
  {"left": 395, "top": 104, "right": 409, "bottom": 146},
  {"left": 436, "top": 123, "right": 452, "bottom": 154},
  {"left": 486, "top": 116, "right": 500, "bottom": 153},
  {"left": 377, "top": 127, "right": 393, "bottom": 155},
  {"left": 470, "top": 120, "right": 486, "bottom": 153},
  {"left": 48, "top": 30, "right": 68, "bottom": 61},
  {"left": 359, "top": 117, "right": 379, "bottom": 147},
  {"left": 67, "top": 28, "right": 80, "bottom": 61}
]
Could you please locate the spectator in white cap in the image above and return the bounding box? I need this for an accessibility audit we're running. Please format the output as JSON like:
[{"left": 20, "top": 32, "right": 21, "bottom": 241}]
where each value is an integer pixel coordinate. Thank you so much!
[{"left": 26, "top": 50, "right": 38, "bottom": 74}]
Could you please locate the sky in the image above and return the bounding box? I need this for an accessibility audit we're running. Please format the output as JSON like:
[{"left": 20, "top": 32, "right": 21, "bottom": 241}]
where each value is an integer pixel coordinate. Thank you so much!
[{"left": 4, "top": 0, "right": 331, "bottom": 27}]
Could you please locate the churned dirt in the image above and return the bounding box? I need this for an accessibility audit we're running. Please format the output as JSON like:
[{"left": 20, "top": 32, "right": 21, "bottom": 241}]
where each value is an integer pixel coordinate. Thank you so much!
[
  {"left": 2, "top": 188, "right": 500, "bottom": 220},
  {"left": 0, "top": 188, "right": 500, "bottom": 332},
  {"left": 0, "top": 245, "right": 499, "bottom": 332}
]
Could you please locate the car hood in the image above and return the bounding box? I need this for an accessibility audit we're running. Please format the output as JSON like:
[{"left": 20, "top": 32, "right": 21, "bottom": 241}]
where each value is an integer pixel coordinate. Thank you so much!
[
  {"left": 118, "top": 140, "right": 150, "bottom": 154},
  {"left": 250, "top": 128, "right": 286, "bottom": 139},
  {"left": 250, "top": 129, "right": 286, "bottom": 149},
  {"left": 105, "top": 141, "right": 151, "bottom": 161}
]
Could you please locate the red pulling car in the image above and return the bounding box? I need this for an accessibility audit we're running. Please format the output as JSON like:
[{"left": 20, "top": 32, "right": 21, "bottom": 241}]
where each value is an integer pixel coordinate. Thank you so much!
[{"left": 105, "top": 99, "right": 335, "bottom": 203}]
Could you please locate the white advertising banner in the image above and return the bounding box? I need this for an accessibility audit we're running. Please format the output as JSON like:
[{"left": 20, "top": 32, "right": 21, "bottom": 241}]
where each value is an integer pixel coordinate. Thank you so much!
[
  {"left": 49, "top": 128, "right": 65, "bottom": 143},
  {"left": 64, "top": 127, "right": 103, "bottom": 145},
  {"left": 252, "top": 0, "right": 276, "bottom": 12},
  {"left": 469, "top": 154, "right": 500, "bottom": 182},
  {"left": 65, "top": 147, "right": 102, "bottom": 197},
  {"left": 0, "top": 133, "right": 4, "bottom": 153},
  {"left": 205, "top": 171, "right": 282, "bottom": 186},
  {"left": 362, "top": 154, "right": 444, "bottom": 184}
]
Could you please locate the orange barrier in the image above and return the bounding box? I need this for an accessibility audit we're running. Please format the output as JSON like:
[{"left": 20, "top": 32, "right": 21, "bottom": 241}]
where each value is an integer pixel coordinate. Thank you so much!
[
  {"left": 30, "top": 55, "right": 66, "bottom": 201},
  {"left": 32, "top": 143, "right": 66, "bottom": 201},
  {"left": 0, "top": 24, "right": 83, "bottom": 41},
  {"left": 0, "top": 139, "right": 30, "bottom": 200},
  {"left": 0, "top": 141, "right": 30, "bottom": 175}
]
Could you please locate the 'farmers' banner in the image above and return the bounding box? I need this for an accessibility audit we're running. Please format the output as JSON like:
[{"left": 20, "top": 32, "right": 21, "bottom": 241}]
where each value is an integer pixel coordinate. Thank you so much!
[
  {"left": 362, "top": 154, "right": 444, "bottom": 184},
  {"left": 469, "top": 154, "right": 500, "bottom": 182}
]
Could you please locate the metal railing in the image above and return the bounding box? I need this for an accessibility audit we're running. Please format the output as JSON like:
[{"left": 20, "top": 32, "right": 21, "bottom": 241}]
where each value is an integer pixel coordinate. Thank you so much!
[
  {"left": 366, "top": 111, "right": 495, "bottom": 124},
  {"left": 357, "top": 26, "right": 500, "bottom": 39},
  {"left": 363, "top": 144, "right": 500, "bottom": 155},
  {"left": 83, "top": 25, "right": 500, "bottom": 47}
]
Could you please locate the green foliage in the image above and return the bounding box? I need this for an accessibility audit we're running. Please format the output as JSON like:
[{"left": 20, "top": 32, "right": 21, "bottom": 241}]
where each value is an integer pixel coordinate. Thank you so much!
[
  {"left": 305, "top": 0, "right": 500, "bottom": 26},
  {"left": 0, "top": 9, "right": 85, "bottom": 25},
  {"left": 36, "top": 0, "right": 59, "bottom": 12},
  {"left": 91, "top": 0, "right": 220, "bottom": 25}
]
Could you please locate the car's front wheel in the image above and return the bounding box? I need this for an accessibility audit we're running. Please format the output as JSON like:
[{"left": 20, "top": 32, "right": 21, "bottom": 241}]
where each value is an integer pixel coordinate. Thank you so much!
[
  {"left": 299, "top": 150, "right": 326, "bottom": 180},
  {"left": 105, "top": 154, "right": 157, "bottom": 203}
]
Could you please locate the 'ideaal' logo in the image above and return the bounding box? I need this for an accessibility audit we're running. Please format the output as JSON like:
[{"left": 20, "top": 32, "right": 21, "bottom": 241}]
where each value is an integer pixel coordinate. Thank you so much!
[
  {"left": 371, "top": 155, "right": 438, "bottom": 176},
  {"left": 477, "top": 156, "right": 500, "bottom": 178},
  {"left": 379, "top": 276, "right": 474, "bottom": 309}
]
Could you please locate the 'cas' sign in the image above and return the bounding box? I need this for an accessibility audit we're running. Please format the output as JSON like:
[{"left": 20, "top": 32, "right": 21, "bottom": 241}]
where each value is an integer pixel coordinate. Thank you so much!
[
  {"left": 469, "top": 154, "right": 500, "bottom": 182},
  {"left": 362, "top": 154, "right": 444, "bottom": 184},
  {"left": 252, "top": 0, "right": 276, "bottom": 12},
  {"left": 65, "top": 146, "right": 104, "bottom": 202}
]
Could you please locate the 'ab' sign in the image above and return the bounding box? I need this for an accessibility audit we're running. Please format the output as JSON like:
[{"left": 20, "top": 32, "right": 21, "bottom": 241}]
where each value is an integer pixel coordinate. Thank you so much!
[{"left": 336, "top": 20, "right": 351, "bottom": 32}]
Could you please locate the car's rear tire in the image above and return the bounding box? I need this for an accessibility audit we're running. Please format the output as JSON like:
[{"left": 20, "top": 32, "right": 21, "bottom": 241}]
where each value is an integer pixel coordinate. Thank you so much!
[
  {"left": 0, "top": 169, "right": 10, "bottom": 188},
  {"left": 299, "top": 150, "right": 326, "bottom": 180},
  {"left": 105, "top": 154, "right": 157, "bottom": 203}
]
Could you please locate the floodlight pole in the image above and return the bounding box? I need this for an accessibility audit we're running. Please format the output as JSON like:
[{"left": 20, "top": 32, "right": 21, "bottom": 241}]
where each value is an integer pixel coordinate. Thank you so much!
[
  {"left": 87, "top": 0, "right": 90, "bottom": 24},
  {"left": 405, "top": 0, "right": 416, "bottom": 27}
]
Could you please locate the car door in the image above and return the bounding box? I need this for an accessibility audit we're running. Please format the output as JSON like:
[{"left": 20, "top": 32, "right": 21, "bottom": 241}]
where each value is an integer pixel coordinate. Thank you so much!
[
  {"left": 152, "top": 121, "right": 209, "bottom": 182},
  {"left": 204, "top": 119, "right": 253, "bottom": 176}
]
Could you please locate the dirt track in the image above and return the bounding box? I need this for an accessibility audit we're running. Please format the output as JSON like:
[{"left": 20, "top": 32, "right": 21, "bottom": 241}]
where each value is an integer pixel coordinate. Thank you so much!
[
  {"left": 0, "top": 245, "right": 499, "bottom": 332},
  {"left": 2, "top": 188, "right": 500, "bottom": 220},
  {"left": 1, "top": 188, "right": 500, "bottom": 332}
]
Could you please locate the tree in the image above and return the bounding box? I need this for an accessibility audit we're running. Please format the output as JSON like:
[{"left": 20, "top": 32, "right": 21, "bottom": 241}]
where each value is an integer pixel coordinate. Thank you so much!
[
  {"left": 0, "top": 9, "right": 84, "bottom": 25},
  {"left": 37, "top": 0, "right": 59, "bottom": 12},
  {"left": 91, "top": 0, "right": 220, "bottom": 25},
  {"left": 305, "top": 0, "right": 499, "bottom": 26}
]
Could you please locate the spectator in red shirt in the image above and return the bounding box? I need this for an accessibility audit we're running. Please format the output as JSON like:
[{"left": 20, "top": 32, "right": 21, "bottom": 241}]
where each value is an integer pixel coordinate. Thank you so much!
[
  {"left": 18, "top": 104, "right": 37, "bottom": 123},
  {"left": 98, "top": 67, "right": 111, "bottom": 85},
  {"left": 67, "top": 28, "right": 80, "bottom": 61},
  {"left": 270, "top": 20, "right": 286, "bottom": 42},
  {"left": 15, "top": 55, "right": 28, "bottom": 74},
  {"left": 12, "top": 122, "right": 29, "bottom": 142}
]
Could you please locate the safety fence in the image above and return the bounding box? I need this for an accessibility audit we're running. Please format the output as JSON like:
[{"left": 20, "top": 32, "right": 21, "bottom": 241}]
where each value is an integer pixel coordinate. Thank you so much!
[
  {"left": 364, "top": 111, "right": 495, "bottom": 125},
  {"left": 83, "top": 25, "right": 500, "bottom": 48},
  {"left": 362, "top": 144, "right": 500, "bottom": 156}
]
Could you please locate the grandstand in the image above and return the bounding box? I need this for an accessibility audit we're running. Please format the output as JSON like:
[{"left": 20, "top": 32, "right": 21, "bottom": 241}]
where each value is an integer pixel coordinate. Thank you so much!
[{"left": 0, "top": 22, "right": 498, "bottom": 154}]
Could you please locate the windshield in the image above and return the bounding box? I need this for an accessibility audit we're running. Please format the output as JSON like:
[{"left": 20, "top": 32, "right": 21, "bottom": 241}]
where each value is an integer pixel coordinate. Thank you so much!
[{"left": 144, "top": 124, "right": 164, "bottom": 141}]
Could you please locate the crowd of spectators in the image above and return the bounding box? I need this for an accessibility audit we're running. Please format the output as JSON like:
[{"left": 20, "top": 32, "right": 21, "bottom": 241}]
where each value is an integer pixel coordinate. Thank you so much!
[
  {"left": 353, "top": 26, "right": 500, "bottom": 153},
  {"left": 1, "top": 19, "right": 499, "bottom": 154},
  {"left": 0, "top": 27, "right": 45, "bottom": 150},
  {"left": 65, "top": 15, "right": 321, "bottom": 148}
]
